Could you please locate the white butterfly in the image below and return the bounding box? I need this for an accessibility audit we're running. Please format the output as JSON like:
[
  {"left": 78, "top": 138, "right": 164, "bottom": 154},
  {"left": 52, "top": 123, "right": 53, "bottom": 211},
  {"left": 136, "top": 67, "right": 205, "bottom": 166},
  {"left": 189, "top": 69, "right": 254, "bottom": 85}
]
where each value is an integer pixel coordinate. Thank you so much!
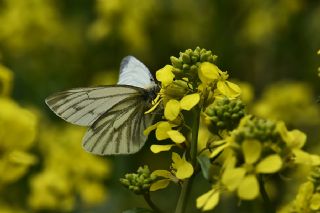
[{"left": 45, "top": 56, "right": 159, "bottom": 155}]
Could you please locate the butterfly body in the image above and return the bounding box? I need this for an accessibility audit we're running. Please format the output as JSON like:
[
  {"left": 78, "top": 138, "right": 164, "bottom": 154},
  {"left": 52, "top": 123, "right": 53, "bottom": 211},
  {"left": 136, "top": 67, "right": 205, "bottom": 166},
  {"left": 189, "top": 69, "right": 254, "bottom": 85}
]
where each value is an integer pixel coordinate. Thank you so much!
[{"left": 46, "top": 56, "right": 159, "bottom": 155}]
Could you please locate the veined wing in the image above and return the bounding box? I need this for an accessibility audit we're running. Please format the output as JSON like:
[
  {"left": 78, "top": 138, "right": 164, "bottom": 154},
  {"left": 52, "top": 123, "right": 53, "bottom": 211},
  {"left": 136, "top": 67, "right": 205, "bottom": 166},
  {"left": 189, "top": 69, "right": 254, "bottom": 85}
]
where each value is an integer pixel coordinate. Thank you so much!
[
  {"left": 118, "top": 56, "right": 155, "bottom": 89},
  {"left": 82, "top": 95, "right": 155, "bottom": 155},
  {"left": 45, "top": 85, "right": 144, "bottom": 126}
]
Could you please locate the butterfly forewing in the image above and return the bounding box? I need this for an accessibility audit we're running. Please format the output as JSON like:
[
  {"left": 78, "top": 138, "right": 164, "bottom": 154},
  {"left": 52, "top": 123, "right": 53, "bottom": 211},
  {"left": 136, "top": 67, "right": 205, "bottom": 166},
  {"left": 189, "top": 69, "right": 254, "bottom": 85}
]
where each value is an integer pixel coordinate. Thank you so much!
[
  {"left": 45, "top": 86, "right": 142, "bottom": 126},
  {"left": 118, "top": 56, "right": 155, "bottom": 88}
]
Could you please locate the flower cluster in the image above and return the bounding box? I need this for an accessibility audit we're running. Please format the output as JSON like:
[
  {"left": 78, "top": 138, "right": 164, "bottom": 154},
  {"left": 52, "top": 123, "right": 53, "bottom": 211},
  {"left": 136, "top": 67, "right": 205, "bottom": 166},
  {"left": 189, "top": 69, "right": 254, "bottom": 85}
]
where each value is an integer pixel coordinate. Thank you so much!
[
  {"left": 121, "top": 48, "right": 320, "bottom": 212},
  {"left": 279, "top": 166, "right": 320, "bottom": 213},
  {"left": 145, "top": 47, "right": 241, "bottom": 155},
  {"left": 205, "top": 98, "right": 245, "bottom": 132},
  {"left": 120, "top": 166, "right": 156, "bottom": 195}
]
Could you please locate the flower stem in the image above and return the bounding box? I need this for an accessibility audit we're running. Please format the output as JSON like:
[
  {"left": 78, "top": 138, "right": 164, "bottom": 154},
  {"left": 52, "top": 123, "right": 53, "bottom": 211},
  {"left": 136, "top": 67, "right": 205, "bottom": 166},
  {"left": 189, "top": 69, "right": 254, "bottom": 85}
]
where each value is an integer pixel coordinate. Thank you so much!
[
  {"left": 175, "top": 107, "right": 201, "bottom": 213},
  {"left": 143, "top": 193, "right": 162, "bottom": 213},
  {"left": 190, "top": 107, "right": 201, "bottom": 166},
  {"left": 258, "top": 175, "right": 275, "bottom": 213}
]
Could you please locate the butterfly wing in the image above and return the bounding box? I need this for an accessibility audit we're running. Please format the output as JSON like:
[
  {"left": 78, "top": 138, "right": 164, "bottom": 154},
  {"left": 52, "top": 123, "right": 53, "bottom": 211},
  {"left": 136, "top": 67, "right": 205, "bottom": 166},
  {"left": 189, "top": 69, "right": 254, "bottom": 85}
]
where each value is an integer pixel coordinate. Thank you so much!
[
  {"left": 46, "top": 85, "right": 155, "bottom": 155},
  {"left": 45, "top": 85, "right": 144, "bottom": 126},
  {"left": 118, "top": 56, "right": 155, "bottom": 88},
  {"left": 82, "top": 95, "right": 155, "bottom": 155}
]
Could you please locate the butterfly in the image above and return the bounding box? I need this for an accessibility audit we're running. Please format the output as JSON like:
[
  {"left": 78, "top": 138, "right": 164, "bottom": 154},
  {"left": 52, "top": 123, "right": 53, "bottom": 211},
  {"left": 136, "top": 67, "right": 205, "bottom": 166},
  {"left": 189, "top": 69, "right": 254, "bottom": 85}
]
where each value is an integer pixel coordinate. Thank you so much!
[{"left": 45, "top": 56, "right": 159, "bottom": 155}]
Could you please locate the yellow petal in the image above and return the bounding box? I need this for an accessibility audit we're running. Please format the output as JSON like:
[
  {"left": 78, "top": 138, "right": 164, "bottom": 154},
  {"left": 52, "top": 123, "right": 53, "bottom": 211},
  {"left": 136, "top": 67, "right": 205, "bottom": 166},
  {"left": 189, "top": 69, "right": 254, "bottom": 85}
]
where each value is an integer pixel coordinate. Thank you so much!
[
  {"left": 152, "top": 170, "right": 173, "bottom": 178},
  {"left": 287, "top": 130, "right": 306, "bottom": 149},
  {"left": 172, "top": 153, "right": 194, "bottom": 179},
  {"left": 292, "top": 149, "right": 320, "bottom": 166},
  {"left": 150, "top": 144, "right": 175, "bottom": 153},
  {"left": 256, "top": 154, "right": 282, "bottom": 173},
  {"left": 238, "top": 175, "right": 259, "bottom": 200},
  {"left": 217, "top": 81, "right": 241, "bottom": 99},
  {"left": 156, "top": 65, "right": 175, "bottom": 86},
  {"left": 155, "top": 122, "right": 172, "bottom": 140},
  {"left": 150, "top": 179, "right": 171, "bottom": 191},
  {"left": 199, "top": 62, "right": 220, "bottom": 84},
  {"left": 180, "top": 93, "right": 200, "bottom": 110},
  {"left": 222, "top": 167, "right": 246, "bottom": 191},
  {"left": 167, "top": 130, "right": 186, "bottom": 143},
  {"left": 296, "top": 181, "right": 314, "bottom": 208},
  {"left": 210, "top": 143, "right": 229, "bottom": 159},
  {"left": 164, "top": 99, "right": 180, "bottom": 121},
  {"left": 310, "top": 193, "right": 320, "bottom": 210},
  {"left": 143, "top": 122, "right": 159, "bottom": 136},
  {"left": 196, "top": 188, "right": 220, "bottom": 211},
  {"left": 242, "top": 140, "right": 261, "bottom": 164}
]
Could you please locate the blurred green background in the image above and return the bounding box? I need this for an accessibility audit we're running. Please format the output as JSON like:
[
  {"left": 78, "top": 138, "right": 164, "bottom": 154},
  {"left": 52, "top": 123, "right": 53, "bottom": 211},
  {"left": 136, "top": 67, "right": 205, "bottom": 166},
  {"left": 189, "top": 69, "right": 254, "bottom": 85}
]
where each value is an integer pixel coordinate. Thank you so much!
[{"left": 0, "top": 0, "right": 319, "bottom": 212}]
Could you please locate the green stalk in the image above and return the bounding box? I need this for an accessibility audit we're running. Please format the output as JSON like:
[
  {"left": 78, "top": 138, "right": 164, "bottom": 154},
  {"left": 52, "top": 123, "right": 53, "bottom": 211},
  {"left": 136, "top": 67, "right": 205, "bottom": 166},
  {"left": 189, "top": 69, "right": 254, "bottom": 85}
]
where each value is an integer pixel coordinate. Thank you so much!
[
  {"left": 143, "top": 193, "right": 162, "bottom": 213},
  {"left": 175, "top": 107, "right": 201, "bottom": 213},
  {"left": 258, "top": 175, "right": 275, "bottom": 213}
]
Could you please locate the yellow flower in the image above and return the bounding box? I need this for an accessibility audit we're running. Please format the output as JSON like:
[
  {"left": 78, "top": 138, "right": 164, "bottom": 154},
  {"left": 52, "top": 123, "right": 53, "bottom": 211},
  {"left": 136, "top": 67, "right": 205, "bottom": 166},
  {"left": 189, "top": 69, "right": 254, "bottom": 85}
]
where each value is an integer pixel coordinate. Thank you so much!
[
  {"left": 199, "top": 62, "right": 241, "bottom": 99},
  {"left": 199, "top": 62, "right": 220, "bottom": 84},
  {"left": 277, "top": 122, "right": 320, "bottom": 166},
  {"left": 164, "top": 93, "right": 200, "bottom": 121},
  {"left": 172, "top": 152, "right": 194, "bottom": 179},
  {"left": 164, "top": 99, "right": 180, "bottom": 121},
  {"left": 0, "top": 98, "right": 37, "bottom": 151},
  {"left": 222, "top": 140, "right": 282, "bottom": 200},
  {"left": 216, "top": 80, "right": 241, "bottom": 99},
  {"left": 196, "top": 188, "right": 220, "bottom": 211},
  {"left": 0, "top": 64, "right": 13, "bottom": 96},
  {"left": 150, "top": 152, "right": 194, "bottom": 191},
  {"left": 156, "top": 65, "right": 175, "bottom": 86}
]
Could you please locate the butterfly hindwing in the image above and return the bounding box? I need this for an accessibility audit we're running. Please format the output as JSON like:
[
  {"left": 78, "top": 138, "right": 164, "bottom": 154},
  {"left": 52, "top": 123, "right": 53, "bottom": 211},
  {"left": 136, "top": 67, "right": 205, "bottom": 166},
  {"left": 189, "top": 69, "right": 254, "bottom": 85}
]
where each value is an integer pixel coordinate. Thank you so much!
[{"left": 82, "top": 93, "right": 154, "bottom": 155}]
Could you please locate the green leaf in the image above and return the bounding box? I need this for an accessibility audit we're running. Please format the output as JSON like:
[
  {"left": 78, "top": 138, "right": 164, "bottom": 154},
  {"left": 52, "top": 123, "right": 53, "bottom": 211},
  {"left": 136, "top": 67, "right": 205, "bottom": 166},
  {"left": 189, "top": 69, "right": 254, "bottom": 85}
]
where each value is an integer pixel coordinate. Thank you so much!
[
  {"left": 123, "top": 207, "right": 154, "bottom": 213},
  {"left": 197, "top": 155, "right": 212, "bottom": 180}
]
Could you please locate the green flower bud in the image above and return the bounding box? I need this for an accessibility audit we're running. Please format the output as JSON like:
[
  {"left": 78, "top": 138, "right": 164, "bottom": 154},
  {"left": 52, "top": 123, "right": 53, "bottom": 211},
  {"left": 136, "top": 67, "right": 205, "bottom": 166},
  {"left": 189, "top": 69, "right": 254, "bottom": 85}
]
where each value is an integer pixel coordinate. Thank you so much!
[
  {"left": 205, "top": 98, "right": 246, "bottom": 133},
  {"left": 170, "top": 56, "right": 183, "bottom": 69},
  {"left": 181, "top": 53, "right": 191, "bottom": 64},
  {"left": 120, "top": 165, "right": 156, "bottom": 195},
  {"left": 234, "top": 117, "right": 278, "bottom": 143},
  {"left": 169, "top": 47, "right": 218, "bottom": 82}
]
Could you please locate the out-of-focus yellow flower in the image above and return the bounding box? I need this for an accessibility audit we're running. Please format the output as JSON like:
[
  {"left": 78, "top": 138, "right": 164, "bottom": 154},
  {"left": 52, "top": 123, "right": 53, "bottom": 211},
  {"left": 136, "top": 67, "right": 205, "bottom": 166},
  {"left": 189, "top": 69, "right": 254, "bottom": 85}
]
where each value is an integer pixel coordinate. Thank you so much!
[
  {"left": 0, "top": 0, "right": 69, "bottom": 51},
  {"left": 279, "top": 180, "right": 320, "bottom": 212},
  {"left": 28, "top": 170, "right": 74, "bottom": 211},
  {"left": 277, "top": 121, "right": 320, "bottom": 166},
  {"left": 240, "top": 0, "right": 303, "bottom": 45},
  {"left": 89, "top": 0, "right": 155, "bottom": 55},
  {"left": 196, "top": 187, "right": 220, "bottom": 211},
  {"left": 237, "top": 82, "right": 254, "bottom": 105},
  {"left": 252, "top": 82, "right": 320, "bottom": 126},
  {"left": 0, "top": 97, "right": 37, "bottom": 185},
  {"left": 28, "top": 125, "right": 110, "bottom": 211},
  {"left": 0, "top": 65, "right": 13, "bottom": 96}
]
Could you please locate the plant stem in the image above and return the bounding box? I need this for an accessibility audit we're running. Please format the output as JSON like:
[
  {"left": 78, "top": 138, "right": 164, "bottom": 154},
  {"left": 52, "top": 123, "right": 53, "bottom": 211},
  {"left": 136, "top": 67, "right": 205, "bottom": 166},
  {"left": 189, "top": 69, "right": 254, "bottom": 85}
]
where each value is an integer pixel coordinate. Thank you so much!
[
  {"left": 190, "top": 107, "right": 201, "bottom": 166},
  {"left": 258, "top": 175, "right": 275, "bottom": 213},
  {"left": 175, "top": 107, "right": 201, "bottom": 213},
  {"left": 143, "top": 193, "right": 162, "bottom": 213}
]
